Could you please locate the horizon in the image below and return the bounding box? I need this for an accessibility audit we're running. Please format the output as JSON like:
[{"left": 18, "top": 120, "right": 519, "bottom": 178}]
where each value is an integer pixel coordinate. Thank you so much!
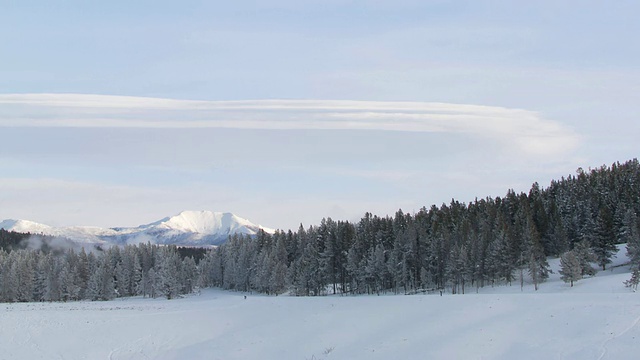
[{"left": 1, "top": 1, "right": 639, "bottom": 230}]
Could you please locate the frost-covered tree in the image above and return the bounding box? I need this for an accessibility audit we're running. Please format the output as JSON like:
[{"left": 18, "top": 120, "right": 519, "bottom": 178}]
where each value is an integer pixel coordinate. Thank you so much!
[
  {"left": 145, "top": 268, "right": 158, "bottom": 299},
  {"left": 86, "top": 256, "right": 116, "bottom": 301},
  {"left": 524, "top": 216, "right": 549, "bottom": 291},
  {"left": 156, "top": 247, "right": 181, "bottom": 300},
  {"left": 624, "top": 269, "right": 640, "bottom": 290},
  {"left": 41, "top": 254, "right": 62, "bottom": 302},
  {"left": 59, "top": 263, "right": 80, "bottom": 301},
  {"left": 365, "top": 243, "right": 387, "bottom": 294},
  {"left": 573, "top": 240, "right": 597, "bottom": 277},
  {"left": 181, "top": 256, "right": 197, "bottom": 295},
  {"left": 15, "top": 251, "right": 35, "bottom": 302},
  {"left": 269, "top": 235, "right": 288, "bottom": 295},
  {"left": 624, "top": 210, "right": 640, "bottom": 289},
  {"left": 559, "top": 251, "right": 582, "bottom": 287}
]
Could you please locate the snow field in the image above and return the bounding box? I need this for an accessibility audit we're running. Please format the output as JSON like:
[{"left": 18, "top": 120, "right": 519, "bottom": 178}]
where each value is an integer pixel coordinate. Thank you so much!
[
  {"left": 1, "top": 286, "right": 639, "bottom": 359},
  {"left": 1, "top": 245, "right": 638, "bottom": 360}
]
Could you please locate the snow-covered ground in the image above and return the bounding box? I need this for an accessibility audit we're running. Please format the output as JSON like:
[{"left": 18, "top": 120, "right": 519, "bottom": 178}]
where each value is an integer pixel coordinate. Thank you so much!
[{"left": 1, "top": 246, "right": 638, "bottom": 360}]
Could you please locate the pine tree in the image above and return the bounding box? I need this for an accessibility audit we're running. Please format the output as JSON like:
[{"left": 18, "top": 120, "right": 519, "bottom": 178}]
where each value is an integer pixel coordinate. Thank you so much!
[
  {"left": 573, "top": 240, "right": 597, "bottom": 276},
  {"left": 114, "top": 262, "right": 126, "bottom": 298},
  {"left": 624, "top": 211, "right": 640, "bottom": 265},
  {"left": 86, "top": 267, "right": 102, "bottom": 301},
  {"left": 3, "top": 256, "right": 18, "bottom": 302},
  {"left": 59, "top": 263, "right": 79, "bottom": 301},
  {"left": 32, "top": 253, "right": 46, "bottom": 302},
  {"left": 156, "top": 248, "right": 180, "bottom": 300},
  {"left": 86, "top": 256, "right": 116, "bottom": 301},
  {"left": 15, "top": 251, "right": 35, "bottom": 302},
  {"left": 559, "top": 251, "right": 582, "bottom": 287},
  {"left": 269, "top": 235, "right": 288, "bottom": 295},
  {"left": 593, "top": 206, "right": 617, "bottom": 270},
  {"left": 131, "top": 253, "right": 143, "bottom": 296},
  {"left": 624, "top": 268, "right": 640, "bottom": 290},
  {"left": 365, "top": 243, "right": 387, "bottom": 294},
  {"left": 624, "top": 210, "right": 640, "bottom": 289},
  {"left": 41, "top": 254, "right": 61, "bottom": 302},
  {"left": 146, "top": 268, "right": 158, "bottom": 298},
  {"left": 524, "top": 216, "right": 549, "bottom": 291},
  {"left": 181, "top": 256, "right": 197, "bottom": 295}
]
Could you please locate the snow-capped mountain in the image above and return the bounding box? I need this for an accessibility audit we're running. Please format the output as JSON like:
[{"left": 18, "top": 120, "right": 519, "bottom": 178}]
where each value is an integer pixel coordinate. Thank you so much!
[
  {"left": 0, "top": 211, "right": 275, "bottom": 246},
  {"left": 0, "top": 219, "right": 53, "bottom": 235},
  {"left": 0, "top": 219, "right": 109, "bottom": 244}
]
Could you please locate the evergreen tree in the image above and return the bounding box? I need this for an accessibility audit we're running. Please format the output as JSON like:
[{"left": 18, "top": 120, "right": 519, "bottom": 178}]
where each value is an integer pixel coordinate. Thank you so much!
[
  {"left": 573, "top": 240, "right": 597, "bottom": 276},
  {"left": 559, "top": 251, "right": 582, "bottom": 287},
  {"left": 181, "top": 256, "right": 197, "bottom": 295},
  {"left": 624, "top": 210, "right": 640, "bottom": 289},
  {"left": 365, "top": 243, "right": 387, "bottom": 294},
  {"left": 593, "top": 206, "right": 617, "bottom": 270},
  {"left": 157, "top": 248, "right": 180, "bottom": 300},
  {"left": 269, "top": 235, "right": 288, "bottom": 294},
  {"left": 59, "top": 263, "right": 80, "bottom": 301},
  {"left": 86, "top": 266, "right": 102, "bottom": 301},
  {"left": 524, "top": 217, "right": 549, "bottom": 291},
  {"left": 624, "top": 268, "right": 640, "bottom": 290},
  {"left": 146, "top": 268, "right": 158, "bottom": 299},
  {"left": 15, "top": 251, "right": 35, "bottom": 302}
]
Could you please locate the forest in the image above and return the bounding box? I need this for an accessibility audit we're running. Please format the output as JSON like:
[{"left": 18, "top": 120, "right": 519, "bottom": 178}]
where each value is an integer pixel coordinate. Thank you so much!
[
  {"left": 198, "top": 159, "right": 640, "bottom": 295},
  {"left": 1, "top": 159, "right": 640, "bottom": 302}
]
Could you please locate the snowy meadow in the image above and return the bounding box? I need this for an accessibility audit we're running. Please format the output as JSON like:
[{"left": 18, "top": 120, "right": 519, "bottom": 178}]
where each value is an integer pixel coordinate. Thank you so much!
[{"left": 1, "top": 246, "right": 638, "bottom": 360}]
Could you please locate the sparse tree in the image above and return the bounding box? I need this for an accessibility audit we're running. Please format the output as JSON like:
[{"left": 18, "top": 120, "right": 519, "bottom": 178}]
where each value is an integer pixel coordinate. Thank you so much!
[{"left": 559, "top": 251, "right": 582, "bottom": 287}]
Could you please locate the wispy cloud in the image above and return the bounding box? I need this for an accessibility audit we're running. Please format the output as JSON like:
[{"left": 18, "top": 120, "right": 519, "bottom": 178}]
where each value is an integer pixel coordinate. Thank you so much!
[{"left": 0, "top": 93, "right": 580, "bottom": 156}]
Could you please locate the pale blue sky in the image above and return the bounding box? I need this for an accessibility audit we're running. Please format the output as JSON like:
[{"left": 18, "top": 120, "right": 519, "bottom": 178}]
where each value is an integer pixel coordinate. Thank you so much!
[{"left": 1, "top": 1, "right": 639, "bottom": 229}]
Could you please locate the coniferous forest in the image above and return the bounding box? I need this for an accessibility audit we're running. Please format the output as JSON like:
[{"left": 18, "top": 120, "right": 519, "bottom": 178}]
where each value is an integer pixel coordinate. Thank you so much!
[{"left": 2, "top": 159, "right": 640, "bottom": 302}]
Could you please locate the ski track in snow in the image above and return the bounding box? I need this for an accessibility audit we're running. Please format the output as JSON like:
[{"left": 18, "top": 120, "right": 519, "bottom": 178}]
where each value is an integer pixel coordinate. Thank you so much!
[{"left": 598, "top": 310, "right": 640, "bottom": 360}]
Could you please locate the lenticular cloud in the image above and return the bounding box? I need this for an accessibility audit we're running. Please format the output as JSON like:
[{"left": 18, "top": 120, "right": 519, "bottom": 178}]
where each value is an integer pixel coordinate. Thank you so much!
[{"left": 0, "top": 93, "right": 579, "bottom": 156}]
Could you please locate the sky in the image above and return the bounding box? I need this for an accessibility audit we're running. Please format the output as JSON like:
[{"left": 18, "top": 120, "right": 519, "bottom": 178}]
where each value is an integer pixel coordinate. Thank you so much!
[{"left": 1, "top": 0, "right": 639, "bottom": 230}]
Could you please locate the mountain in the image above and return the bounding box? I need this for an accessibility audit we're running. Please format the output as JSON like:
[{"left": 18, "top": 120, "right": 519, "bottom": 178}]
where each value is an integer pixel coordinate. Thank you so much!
[
  {"left": 0, "top": 219, "right": 52, "bottom": 235},
  {"left": 0, "top": 211, "right": 275, "bottom": 246}
]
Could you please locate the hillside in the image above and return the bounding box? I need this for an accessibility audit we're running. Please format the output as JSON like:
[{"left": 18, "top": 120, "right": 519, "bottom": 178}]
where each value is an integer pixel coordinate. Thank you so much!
[{"left": 202, "top": 159, "right": 640, "bottom": 296}]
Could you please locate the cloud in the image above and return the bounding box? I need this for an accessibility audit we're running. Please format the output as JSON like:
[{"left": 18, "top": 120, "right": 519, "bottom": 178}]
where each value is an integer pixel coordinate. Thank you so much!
[{"left": 0, "top": 93, "right": 579, "bottom": 156}]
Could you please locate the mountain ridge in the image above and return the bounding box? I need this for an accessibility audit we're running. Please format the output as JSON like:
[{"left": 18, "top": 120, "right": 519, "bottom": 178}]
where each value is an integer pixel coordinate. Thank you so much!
[{"left": 0, "top": 211, "right": 275, "bottom": 246}]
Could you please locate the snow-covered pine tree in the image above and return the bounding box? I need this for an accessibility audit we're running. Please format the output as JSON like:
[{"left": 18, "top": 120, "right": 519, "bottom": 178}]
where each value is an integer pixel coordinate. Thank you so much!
[
  {"left": 573, "top": 240, "right": 597, "bottom": 277},
  {"left": 181, "top": 256, "right": 197, "bottom": 295},
  {"left": 59, "top": 262, "right": 79, "bottom": 301},
  {"left": 559, "top": 250, "right": 582, "bottom": 287},
  {"left": 15, "top": 251, "right": 35, "bottom": 302},
  {"left": 624, "top": 210, "right": 640, "bottom": 289},
  {"left": 624, "top": 269, "right": 640, "bottom": 290},
  {"left": 524, "top": 216, "right": 549, "bottom": 291},
  {"left": 156, "top": 247, "right": 180, "bottom": 300},
  {"left": 269, "top": 234, "right": 288, "bottom": 295},
  {"left": 2, "top": 254, "right": 18, "bottom": 302},
  {"left": 146, "top": 267, "right": 158, "bottom": 299},
  {"left": 365, "top": 243, "right": 387, "bottom": 294}
]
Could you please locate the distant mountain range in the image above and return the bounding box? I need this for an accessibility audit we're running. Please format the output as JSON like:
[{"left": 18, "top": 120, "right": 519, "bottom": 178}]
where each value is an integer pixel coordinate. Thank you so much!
[{"left": 0, "top": 211, "right": 275, "bottom": 246}]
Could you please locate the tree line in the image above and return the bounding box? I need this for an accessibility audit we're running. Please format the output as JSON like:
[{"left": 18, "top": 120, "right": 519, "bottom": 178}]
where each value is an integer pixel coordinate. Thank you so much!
[
  {"left": 0, "top": 243, "right": 198, "bottom": 302},
  {"left": 1, "top": 159, "right": 640, "bottom": 302},
  {"left": 199, "top": 159, "right": 640, "bottom": 295}
]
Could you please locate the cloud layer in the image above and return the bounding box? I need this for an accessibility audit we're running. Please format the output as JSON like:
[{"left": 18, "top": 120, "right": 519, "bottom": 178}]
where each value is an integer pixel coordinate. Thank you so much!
[{"left": 0, "top": 93, "right": 579, "bottom": 156}]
